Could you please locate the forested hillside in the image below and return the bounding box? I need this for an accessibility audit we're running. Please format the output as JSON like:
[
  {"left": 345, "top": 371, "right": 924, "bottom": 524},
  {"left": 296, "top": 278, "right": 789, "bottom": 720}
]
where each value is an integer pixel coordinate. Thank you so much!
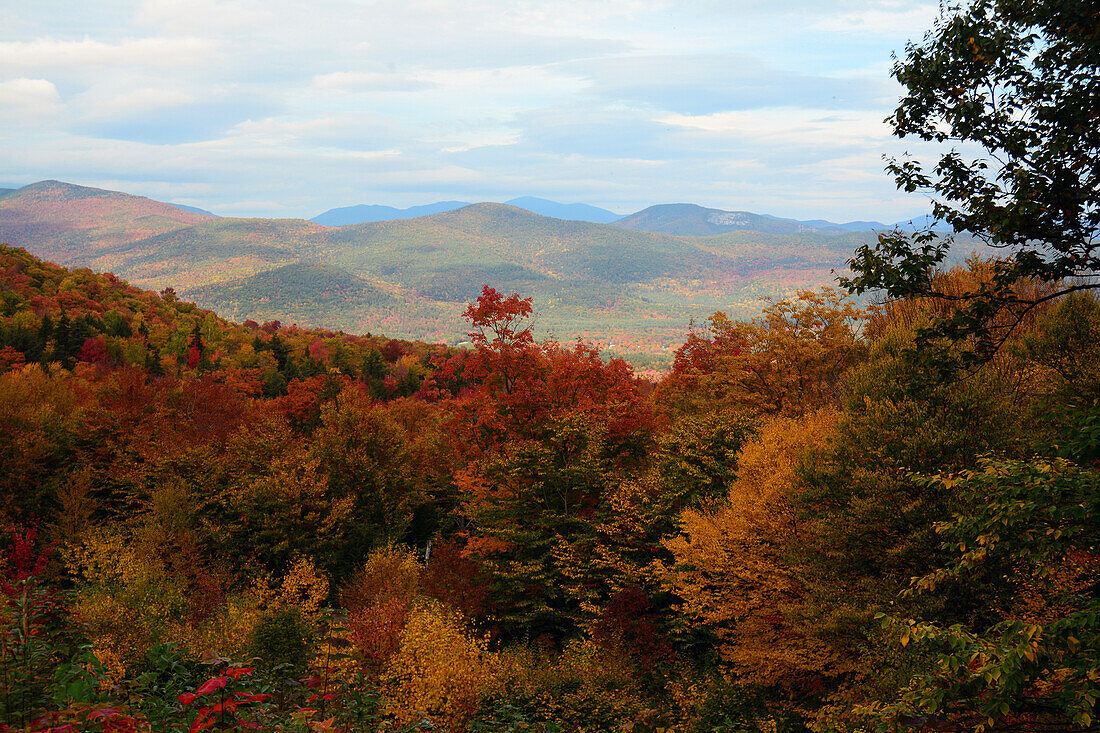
[
  {"left": 0, "top": 181, "right": 213, "bottom": 266},
  {"left": 1, "top": 241, "right": 1096, "bottom": 732},
  {"left": 1, "top": 183, "right": 895, "bottom": 359}
]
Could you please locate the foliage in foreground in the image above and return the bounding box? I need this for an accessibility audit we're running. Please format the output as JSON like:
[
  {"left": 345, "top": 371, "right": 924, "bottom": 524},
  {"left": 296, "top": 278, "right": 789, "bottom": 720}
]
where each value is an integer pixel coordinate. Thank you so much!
[{"left": 2, "top": 240, "right": 1097, "bottom": 732}]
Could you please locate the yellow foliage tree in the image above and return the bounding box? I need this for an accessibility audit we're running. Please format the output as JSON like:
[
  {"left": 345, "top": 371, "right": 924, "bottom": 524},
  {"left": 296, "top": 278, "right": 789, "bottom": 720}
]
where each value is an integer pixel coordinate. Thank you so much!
[
  {"left": 278, "top": 555, "right": 330, "bottom": 618},
  {"left": 339, "top": 544, "right": 420, "bottom": 611},
  {"left": 166, "top": 587, "right": 267, "bottom": 661},
  {"left": 381, "top": 603, "right": 499, "bottom": 731},
  {"left": 66, "top": 528, "right": 188, "bottom": 675},
  {"left": 227, "top": 453, "right": 356, "bottom": 571},
  {"left": 0, "top": 365, "right": 82, "bottom": 523}
]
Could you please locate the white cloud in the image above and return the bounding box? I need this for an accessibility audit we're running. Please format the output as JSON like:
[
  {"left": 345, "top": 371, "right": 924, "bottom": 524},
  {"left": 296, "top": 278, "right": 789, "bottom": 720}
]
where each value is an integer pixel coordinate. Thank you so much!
[
  {"left": 2, "top": 0, "right": 952, "bottom": 222},
  {"left": 218, "top": 113, "right": 410, "bottom": 151},
  {"left": 417, "top": 65, "right": 586, "bottom": 96},
  {"left": 314, "top": 147, "right": 402, "bottom": 161},
  {"left": 490, "top": 0, "right": 661, "bottom": 36},
  {"left": 0, "top": 78, "right": 63, "bottom": 118},
  {"left": 657, "top": 107, "right": 892, "bottom": 147},
  {"left": 440, "top": 130, "right": 522, "bottom": 153},
  {"left": 0, "top": 36, "right": 214, "bottom": 72}
]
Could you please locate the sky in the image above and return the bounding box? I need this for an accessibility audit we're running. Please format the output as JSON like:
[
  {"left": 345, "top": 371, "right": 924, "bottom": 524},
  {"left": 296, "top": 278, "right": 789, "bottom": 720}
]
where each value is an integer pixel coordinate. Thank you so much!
[{"left": 0, "top": 0, "right": 950, "bottom": 222}]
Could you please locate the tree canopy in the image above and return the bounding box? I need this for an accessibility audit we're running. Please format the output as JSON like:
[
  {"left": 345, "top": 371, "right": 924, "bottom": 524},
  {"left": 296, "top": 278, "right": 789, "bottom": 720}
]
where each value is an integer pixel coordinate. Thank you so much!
[{"left": 843, "top": 0, "right": 1100, "bottom": 365}]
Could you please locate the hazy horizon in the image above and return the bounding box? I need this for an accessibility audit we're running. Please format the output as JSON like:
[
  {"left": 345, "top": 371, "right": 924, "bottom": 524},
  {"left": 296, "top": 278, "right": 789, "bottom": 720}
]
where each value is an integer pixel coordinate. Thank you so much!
[{"left": 2, "top": 0, "right": 946, "bottom": 222}]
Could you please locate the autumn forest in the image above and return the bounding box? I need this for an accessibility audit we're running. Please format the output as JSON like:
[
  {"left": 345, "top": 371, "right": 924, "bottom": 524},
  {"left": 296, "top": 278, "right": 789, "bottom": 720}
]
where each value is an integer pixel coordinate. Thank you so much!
[
  {"left": 0, "top": 230, "right": 1096, "bottom": 733},
  {"left": 2, "top": 0, "right": 1099, "bottom": 731}
]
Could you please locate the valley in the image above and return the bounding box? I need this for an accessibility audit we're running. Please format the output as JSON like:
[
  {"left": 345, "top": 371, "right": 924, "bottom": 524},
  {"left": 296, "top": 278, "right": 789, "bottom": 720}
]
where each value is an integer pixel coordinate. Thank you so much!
[{"left": 0, "top": 180, "right": 907, "bottom": 366}]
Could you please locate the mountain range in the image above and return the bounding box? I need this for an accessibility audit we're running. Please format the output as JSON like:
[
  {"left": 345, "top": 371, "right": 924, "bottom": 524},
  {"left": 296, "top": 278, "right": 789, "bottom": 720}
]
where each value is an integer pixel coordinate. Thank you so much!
[
  {"left": 311, "top": 197, "right": 625, "bottom": 226},
  {"left": 0, "top": 180, "right": 966, "bottom": 362},
  {"left": 312, "top": 201, "right": 471, "bottom": 226},
  {"left": 312, "top": 196, "right": 899, "bottom": 232},
  {"left": 616, "top": 203, "right": 887, "bottom": 236}
]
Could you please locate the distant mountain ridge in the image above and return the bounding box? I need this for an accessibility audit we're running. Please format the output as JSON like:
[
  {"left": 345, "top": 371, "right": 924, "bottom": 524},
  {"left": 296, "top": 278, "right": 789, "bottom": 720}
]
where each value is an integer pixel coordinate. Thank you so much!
[
  {"left": 0, "top": 179, "right": 878, "bottom": 348},
  {"left": 172, "top": 203, "right": 218, "bottom": 216},
  {"left": 3, "top": 180, "right": 935, "bottom": 235},
  {"left": 503, "top": 197, "right": 621, "bottom": 223},
  {"left": 615, "top": 203, "right": 889, "bottom": 237},
  {"left": 893, "top": 213, "right": 954, "bottom": 232},
  {"left": 313, "top": 196, "right": 622, "bottom": 226},
  {"left": 313, "top": 195, "right": 898, "bottom": 232},
  {"left": 312, "top": 201, "right": 471, "bottom": 226}
]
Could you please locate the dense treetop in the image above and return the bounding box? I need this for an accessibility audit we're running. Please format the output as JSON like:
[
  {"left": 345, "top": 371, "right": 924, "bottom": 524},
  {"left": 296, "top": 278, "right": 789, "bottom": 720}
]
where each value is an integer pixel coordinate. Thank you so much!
[{"left": 1, "top": 236, "right": 1097, "bottom": 731}]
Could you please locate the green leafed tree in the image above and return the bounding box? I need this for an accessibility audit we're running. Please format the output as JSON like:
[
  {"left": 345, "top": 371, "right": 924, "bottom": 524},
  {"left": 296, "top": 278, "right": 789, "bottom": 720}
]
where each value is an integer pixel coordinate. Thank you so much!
[
  {"left": 862, "top": 458, "right": 1100, "bottom": 732},
  {"left": 843, "top": 0, "right": 1100, "bottom": 366}
]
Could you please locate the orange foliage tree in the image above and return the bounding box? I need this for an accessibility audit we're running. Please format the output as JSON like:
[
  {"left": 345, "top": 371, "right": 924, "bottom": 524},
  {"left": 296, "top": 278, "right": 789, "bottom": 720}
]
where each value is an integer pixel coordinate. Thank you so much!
[
  {"left": 660, "top": 288, "right": 866, "bottom": 416},
  {"left": 660, "top": 410, "right": 855, "bottom": 688}
]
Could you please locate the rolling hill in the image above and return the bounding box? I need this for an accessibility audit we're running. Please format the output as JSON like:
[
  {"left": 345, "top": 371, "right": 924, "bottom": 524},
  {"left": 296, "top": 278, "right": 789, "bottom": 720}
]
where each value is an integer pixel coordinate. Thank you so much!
[
  {"left": 1, "top": 180, "right": 922, "bottom": 358},
  {"left": 321, "top": 203, "right": 730, "bottom": 287},
  {"left": 86, "top": 216, "right": 327, "bottom": 289},
  {"left": 0, "top": 180, "right": 214, "bottom": 265},
  {"left": 187, "top": 261, "right": 410, "bottom": 332}
]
